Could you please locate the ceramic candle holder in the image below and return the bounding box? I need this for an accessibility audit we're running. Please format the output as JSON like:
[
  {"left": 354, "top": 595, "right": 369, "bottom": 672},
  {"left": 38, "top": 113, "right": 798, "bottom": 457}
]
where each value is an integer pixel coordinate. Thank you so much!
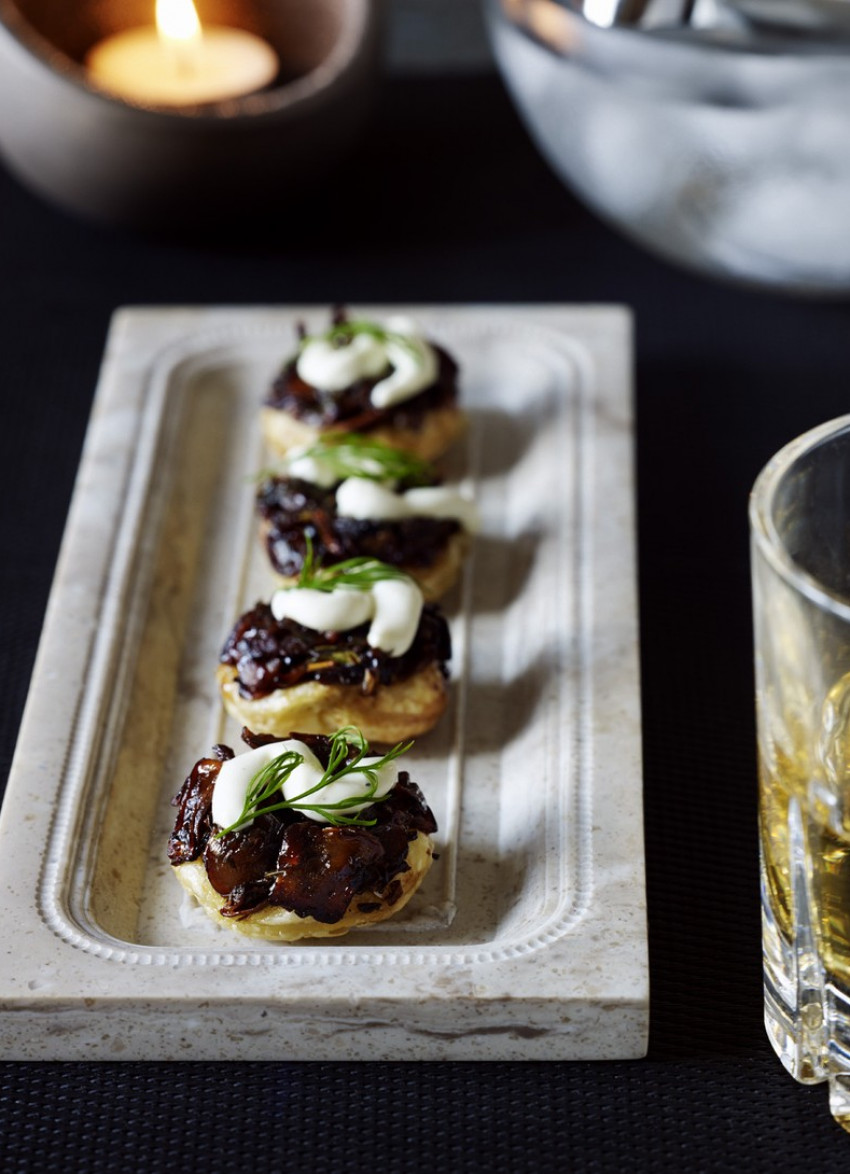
[{"left": 0, "top": 0, "right": 383, "bottom": 228}]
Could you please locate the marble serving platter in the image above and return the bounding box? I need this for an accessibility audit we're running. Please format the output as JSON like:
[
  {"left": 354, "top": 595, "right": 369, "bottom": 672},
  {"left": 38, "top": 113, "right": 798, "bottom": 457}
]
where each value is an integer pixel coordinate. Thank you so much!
[{"left": 0, "top": 305, "right": 647, "bottom": 1060}]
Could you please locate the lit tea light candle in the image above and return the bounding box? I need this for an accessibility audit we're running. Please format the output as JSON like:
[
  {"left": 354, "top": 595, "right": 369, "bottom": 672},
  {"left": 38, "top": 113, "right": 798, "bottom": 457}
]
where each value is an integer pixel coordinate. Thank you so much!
[{"left": 85, "top": 0, "right": 279, "bottom": 107}]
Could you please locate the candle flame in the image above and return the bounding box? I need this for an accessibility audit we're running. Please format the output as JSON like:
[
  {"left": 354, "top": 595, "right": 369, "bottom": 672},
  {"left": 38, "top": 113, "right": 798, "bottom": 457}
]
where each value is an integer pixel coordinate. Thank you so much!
[{"left": 156, "top": 0, "right": 202, "bottom": 42}]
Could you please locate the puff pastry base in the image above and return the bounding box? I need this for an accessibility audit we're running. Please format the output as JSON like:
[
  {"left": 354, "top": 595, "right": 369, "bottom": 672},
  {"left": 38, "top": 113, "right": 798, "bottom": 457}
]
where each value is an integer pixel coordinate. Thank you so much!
[
  {"left": 260, "top": 404, "right": 467, "bottom": 463},
  {"left": 217, "top": 661, "right": 449, "bottom": 744}
]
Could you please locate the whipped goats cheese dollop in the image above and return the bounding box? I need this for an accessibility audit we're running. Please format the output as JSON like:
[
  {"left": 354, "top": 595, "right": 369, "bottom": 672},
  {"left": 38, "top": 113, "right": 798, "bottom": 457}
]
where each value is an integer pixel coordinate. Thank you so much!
[
  {"left": 271, "top": 587, "right": 373, "bottom": 634},
  {"left": 295, "top": 316, "right": 438, "bottom": 410},
  {"left": 212, "top": 739, "right": 323, "bottom": 831},
  {"left": 270, "top": 575, "right": 424, "bottom": 657},
  {"left": 212, "top": 740, "right": 398, "bottom": 829},
  {"left": 282, "top": 754, "right": 398, "bottom": 823},
  {"left": 335, "top": 477, "right": 479, "bottom": 532}
]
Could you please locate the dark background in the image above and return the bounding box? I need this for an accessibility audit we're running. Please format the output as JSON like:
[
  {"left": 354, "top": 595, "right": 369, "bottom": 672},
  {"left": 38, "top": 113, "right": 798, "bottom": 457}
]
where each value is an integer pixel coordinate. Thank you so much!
[{"left": 2, "top": 69, "right": 850, "bottom": 1171}]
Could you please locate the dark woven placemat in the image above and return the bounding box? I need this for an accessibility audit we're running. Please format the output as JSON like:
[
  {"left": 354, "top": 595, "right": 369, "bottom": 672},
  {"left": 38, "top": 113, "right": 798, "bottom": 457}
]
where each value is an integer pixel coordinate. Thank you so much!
[
  {"left": 2, "top": 73, "right": 850, "bottom": 1171},
  {"left": 0, "top": 1059, "right": 842, "bottom": 1174}
]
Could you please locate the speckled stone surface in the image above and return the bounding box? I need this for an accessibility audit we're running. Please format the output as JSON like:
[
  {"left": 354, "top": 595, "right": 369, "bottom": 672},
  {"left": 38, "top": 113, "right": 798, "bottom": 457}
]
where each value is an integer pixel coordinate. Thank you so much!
[{"left": 0, "top": 305, "right": 647, "bottom": 1060}]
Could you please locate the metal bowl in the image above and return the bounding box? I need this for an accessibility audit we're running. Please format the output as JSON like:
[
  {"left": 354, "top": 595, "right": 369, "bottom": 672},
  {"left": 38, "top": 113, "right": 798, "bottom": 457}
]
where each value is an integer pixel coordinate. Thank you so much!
[
  {"left": 488, "top": 0, "right": 850, "bottom": 292},
  {"left": 0, "top": 0, "right": 382, "bottom": 228}
]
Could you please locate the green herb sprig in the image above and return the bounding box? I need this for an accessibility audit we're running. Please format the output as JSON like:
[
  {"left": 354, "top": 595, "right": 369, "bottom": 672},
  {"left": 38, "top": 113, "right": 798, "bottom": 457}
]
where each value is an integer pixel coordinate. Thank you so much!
[
  {"left": 295, "top": 534, "right": 412, "bottom": 594},
  {"left": 216, "top": 727, "right": 412, "bottom": 835},
  {"left": 284, "top": 433, "right": 434, "bottom": 488}
]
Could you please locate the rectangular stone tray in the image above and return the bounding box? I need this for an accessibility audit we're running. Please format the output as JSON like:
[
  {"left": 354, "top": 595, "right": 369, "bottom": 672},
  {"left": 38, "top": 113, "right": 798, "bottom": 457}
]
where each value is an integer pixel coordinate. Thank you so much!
[{"left": 0, "top": 305, "right": 647, "bottom": 1060}]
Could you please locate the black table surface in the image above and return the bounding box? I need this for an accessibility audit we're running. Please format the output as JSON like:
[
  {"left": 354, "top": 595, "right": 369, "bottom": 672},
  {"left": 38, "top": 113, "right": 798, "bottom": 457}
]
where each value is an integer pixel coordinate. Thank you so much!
[{"left": 2, "top": 71, "right": 850, "bottom": 1172}]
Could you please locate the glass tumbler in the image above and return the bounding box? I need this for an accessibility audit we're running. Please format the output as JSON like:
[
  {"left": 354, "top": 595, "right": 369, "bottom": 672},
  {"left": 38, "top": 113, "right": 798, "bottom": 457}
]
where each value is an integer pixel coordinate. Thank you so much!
[{"left": 751, "top": 414, "right": 850, "bottom": 1130}]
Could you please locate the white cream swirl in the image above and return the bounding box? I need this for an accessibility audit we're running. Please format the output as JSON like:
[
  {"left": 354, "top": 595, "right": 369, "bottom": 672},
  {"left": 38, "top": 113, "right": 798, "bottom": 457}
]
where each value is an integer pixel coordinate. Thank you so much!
[
  {"left": 211, "top": 740, "right": 398, "bottom": 829},
  {"left": 282, "top": 755, "right": 398, "bottom": 823},
  {"left": 212, "top": 739, "right": 323, "bottom": 831},
  {"left": 334, "top": 477, "right": 479, "bottom": 532},
  {"left": 270, "top": 576, "right": 424, "bottom": 657},
  {"left": 295, "top": 316, "right": 438, "bottom": 410}
]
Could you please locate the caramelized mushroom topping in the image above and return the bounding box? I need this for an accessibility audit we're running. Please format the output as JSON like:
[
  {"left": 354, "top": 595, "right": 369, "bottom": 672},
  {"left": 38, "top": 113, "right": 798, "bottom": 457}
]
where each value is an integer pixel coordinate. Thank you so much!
[
  {"left": 219, "top": 603, "right": 451, "bottom": 700},
  {"left": 257, "top": 477, "right": 460, "bottom": 579},
  {"left": 203, "top": 813, "right": 282, "bottom": 897},
  {"left": 270, "top": 823, "right": 386, "bottom": 924}
]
